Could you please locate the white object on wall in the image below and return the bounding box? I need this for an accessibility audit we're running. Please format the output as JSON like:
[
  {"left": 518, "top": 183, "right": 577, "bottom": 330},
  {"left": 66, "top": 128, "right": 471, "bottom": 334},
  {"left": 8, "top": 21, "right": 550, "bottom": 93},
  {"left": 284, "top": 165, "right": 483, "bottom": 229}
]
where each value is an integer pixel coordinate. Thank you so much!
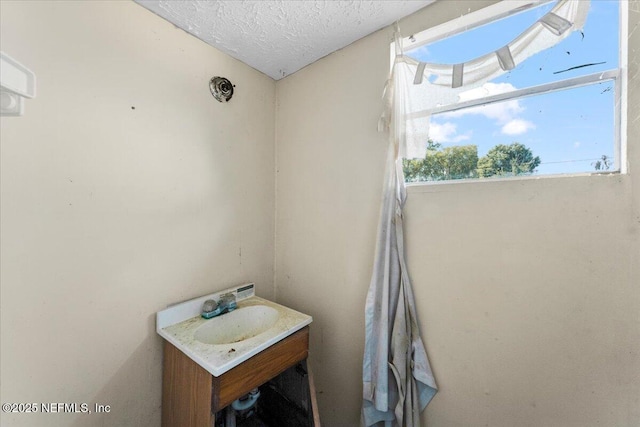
[{"left": 1, "top": 52, "right": 36, "bottom": 116}]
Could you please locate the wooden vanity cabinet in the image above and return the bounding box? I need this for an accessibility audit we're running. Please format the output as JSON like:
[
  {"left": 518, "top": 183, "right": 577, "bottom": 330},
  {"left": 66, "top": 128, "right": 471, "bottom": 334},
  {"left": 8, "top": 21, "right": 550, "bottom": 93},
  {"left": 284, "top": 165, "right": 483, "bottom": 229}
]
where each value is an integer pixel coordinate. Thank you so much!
[{"left": 162, "top": 326, "right": 314, "bottom": 427}]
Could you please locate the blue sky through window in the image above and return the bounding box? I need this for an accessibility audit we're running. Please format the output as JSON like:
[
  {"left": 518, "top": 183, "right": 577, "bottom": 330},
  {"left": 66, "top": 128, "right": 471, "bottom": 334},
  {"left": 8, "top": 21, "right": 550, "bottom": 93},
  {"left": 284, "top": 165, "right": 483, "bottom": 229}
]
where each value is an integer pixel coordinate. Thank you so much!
[{"left": 406, "top": 1, "right": 620, "bottom": 176}]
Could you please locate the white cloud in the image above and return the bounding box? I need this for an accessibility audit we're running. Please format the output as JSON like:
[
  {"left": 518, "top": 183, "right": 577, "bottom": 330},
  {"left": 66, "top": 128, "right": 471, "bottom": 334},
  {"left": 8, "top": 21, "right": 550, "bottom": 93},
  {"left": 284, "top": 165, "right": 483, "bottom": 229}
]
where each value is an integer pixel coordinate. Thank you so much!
[
  {"left": 440, "top": 83, "right": 523, "bottom": 124},
  {"left": 410, "top": 45, "right": 430, "bottom": 59},
  {"left": 501, "top": 119, "right": 536, "bottom": 135},
  {"left": 574, "top": 142, "right": 581, "bottom": 148},
  {"left": 477, "top": 101, "right": 523, "bottom": 123},
  {"left": 429, "top": 121, "right": 472, "bottom": 143},
  {"left": 440, "top": 100, "right": 523, "bottom": 124},
  {"left": 436, "top": 82, "right": 536, "bottom": 137},
  {"left": 458, "top": 82, "right": 517, "bottom": 101}
]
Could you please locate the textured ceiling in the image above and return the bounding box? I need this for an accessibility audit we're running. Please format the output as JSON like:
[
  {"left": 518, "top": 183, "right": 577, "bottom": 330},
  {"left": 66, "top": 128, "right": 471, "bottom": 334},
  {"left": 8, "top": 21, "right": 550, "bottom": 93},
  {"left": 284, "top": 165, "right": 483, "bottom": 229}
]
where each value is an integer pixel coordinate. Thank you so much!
[{"left": 134, "top": 1, "right": 434, "bottom": 80}]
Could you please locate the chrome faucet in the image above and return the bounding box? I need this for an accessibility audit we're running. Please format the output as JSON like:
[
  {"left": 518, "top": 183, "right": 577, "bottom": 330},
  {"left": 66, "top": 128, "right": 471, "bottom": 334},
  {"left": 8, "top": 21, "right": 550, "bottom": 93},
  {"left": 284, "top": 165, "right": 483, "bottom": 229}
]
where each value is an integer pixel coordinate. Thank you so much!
[{"left": 201, "top": 293, "right": 237, "bottom": 319}]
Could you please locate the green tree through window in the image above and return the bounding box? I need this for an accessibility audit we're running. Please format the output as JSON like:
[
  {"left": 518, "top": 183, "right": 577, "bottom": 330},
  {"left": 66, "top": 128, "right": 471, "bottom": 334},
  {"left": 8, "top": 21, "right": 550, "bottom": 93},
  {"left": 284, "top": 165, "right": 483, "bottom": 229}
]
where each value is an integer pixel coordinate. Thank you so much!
[
  {"left": 403, "top": 141, "right": 540, "bottom": 182},
  {"left": 477, "top": 143, "right": 541, "bottom": 178}
]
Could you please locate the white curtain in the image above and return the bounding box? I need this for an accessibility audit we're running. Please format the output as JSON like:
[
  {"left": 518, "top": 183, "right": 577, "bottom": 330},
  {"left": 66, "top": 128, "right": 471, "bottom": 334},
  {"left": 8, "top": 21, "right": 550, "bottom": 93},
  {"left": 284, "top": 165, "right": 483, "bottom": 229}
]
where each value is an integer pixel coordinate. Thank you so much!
[
  {"left": 362, "top": 1, "right": 589, "bottom": 425},
  {"left": 362, "top": 31, "right": 437, "bottom": 427}
]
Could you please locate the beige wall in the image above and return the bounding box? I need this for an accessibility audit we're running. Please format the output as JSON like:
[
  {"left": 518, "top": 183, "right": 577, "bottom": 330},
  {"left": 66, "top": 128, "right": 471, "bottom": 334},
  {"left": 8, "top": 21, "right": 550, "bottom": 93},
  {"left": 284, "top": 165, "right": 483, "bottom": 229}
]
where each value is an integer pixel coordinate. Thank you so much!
[
  {"left": 276, "top": 1, "right": 640, "bottom": 426},
  {"left": 0, "top": 1, "right": 275, "bottom": 426},
  {"left": 2, "top": 1, "right": 639, "bottom": 426}
]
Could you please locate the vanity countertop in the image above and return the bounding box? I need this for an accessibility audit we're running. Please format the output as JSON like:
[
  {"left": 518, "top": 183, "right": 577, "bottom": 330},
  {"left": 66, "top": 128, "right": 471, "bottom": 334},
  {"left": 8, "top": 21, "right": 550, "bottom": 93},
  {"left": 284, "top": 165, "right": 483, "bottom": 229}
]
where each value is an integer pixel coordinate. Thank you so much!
[{"left": 157, "top": 288, "right": 312, "bottom": 377}]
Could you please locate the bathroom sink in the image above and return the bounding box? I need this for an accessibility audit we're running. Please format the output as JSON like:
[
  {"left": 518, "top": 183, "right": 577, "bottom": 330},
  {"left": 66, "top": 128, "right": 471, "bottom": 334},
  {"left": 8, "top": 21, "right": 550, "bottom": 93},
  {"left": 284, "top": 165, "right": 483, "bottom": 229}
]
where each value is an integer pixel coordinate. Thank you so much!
[
  {"left": 194, "top": 305, "right": 279, "bottom": 345},
  {"left": 156, "top": 284, "right": 312, "bottom": 376}
]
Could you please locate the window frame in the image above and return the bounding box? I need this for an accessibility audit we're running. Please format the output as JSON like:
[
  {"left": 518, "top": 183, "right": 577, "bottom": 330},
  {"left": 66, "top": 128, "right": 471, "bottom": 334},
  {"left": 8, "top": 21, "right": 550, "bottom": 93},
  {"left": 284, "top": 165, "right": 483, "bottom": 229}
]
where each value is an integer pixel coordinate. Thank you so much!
[{"left": 393, "top": 0, "right": 629, "bottom": 183}]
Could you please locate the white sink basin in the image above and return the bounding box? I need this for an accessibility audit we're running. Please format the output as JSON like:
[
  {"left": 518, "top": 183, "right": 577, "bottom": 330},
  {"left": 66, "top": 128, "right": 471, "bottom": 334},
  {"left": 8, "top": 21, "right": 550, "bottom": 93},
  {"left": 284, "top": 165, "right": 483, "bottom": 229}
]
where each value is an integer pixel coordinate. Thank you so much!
[
  {"left": 157, "top": 287, "right": 312, "bottom": 377},
  {"left": 194, "top": 305, "right": 279, "bottom": 345}
]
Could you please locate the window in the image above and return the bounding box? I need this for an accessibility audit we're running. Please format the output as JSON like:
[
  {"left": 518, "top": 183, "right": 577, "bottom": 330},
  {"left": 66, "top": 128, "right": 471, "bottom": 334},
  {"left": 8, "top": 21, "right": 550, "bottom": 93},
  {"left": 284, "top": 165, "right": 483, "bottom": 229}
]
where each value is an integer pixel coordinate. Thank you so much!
[{"left": 399, "top": 0, "right": 627, "bottom": 183}]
